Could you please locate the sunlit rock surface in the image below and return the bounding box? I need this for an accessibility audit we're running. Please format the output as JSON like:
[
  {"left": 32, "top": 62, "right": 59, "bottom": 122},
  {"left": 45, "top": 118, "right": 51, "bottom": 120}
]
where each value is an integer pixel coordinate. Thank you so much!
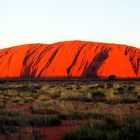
[{"left": 0, "top": 41, "right": 139, "bottom": 78}]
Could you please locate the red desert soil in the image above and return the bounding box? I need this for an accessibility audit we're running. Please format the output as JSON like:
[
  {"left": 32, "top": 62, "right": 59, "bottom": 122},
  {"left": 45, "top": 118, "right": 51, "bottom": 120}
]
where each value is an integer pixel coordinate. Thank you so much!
[
  {"left": 0, "top": 40, "right": 140, "bottom": 78},
  {"left": 0, "top": 120, "right": 84, "bottom": 140},
  {"left": 38, "top": 120, "right": 84, "bottom": 140}
]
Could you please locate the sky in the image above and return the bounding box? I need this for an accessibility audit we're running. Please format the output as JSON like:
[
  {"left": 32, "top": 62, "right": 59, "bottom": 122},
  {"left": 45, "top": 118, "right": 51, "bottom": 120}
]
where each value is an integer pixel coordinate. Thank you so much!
[{"left": 0, "top": 0, "right": 140, "bottom": 49}]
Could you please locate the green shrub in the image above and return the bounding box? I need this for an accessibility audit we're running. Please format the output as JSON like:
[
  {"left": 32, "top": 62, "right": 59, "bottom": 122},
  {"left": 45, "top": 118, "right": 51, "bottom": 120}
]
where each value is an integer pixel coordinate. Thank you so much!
[
  {"left": 47, "top": 88, "right": 60, "bottom": 98},
  {"left": 128, "top": 86, "right": 135, "bottom": 91},
  {"left": 122, "top": 97, "right": 138, "bottom": 103},
  {"left": 91, "top": 89, "right": 107, "bottom": 101},
  {"left": 117, "top": 87, "right": 124, "bottom": 93}
]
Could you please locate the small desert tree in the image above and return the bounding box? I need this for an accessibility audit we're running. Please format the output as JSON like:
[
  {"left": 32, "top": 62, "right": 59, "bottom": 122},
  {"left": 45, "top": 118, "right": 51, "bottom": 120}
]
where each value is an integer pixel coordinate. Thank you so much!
[{"left": 108, "top": 75, "right": 116, "bottom": 81}]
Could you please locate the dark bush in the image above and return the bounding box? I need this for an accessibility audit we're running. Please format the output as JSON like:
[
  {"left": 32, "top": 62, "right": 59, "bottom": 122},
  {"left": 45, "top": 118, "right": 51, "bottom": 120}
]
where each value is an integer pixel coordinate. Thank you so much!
[
  {"left": 92, "top": 89, "right": 106, "bottom": 101},
  {"left": 108, "top": 75, "right": 116, "bottom": 81}
]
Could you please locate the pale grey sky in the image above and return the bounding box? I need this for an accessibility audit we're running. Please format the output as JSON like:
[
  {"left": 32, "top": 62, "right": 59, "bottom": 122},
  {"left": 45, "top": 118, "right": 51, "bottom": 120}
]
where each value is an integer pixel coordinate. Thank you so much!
[{"left": 0, "top": 0, "right": 140, "bottom": 48}]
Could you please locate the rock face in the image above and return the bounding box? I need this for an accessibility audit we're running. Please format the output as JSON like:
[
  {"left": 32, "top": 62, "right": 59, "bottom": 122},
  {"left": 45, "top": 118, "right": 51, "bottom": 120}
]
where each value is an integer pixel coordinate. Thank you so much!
[{"left": 0, "top": 40, "right": 140, "bottom": 78}]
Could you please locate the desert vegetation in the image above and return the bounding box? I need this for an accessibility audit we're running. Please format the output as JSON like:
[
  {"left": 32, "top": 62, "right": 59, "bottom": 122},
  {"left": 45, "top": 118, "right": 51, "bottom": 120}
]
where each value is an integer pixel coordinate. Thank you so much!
[{"left": 0, "top": 79, "right": 139, "bottom": 139}]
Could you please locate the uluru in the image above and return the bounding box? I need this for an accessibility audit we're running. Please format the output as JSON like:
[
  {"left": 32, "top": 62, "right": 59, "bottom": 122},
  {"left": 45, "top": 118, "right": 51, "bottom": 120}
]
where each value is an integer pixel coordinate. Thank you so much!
[{"left": 0, "top": 40, "right": 140, "bottom": 78}]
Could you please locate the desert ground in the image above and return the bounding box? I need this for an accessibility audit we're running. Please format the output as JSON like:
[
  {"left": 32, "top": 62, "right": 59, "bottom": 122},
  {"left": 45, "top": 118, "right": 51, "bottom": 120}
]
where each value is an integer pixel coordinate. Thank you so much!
[{"left": 0, "top": 78, "right": 139, "bottom": 140}]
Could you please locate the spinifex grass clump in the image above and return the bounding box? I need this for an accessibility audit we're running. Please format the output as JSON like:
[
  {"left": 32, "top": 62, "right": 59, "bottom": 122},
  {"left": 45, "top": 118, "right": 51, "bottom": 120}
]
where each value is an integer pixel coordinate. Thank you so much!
[
  {"left": 63, "top": 114, "right": 140, "bottom": 140},
  {"left": 31, "top": 100, "right": 59, "bottom": 114},
  {"left": 0, "top": 112, "right": 61, "bottom": 127}
]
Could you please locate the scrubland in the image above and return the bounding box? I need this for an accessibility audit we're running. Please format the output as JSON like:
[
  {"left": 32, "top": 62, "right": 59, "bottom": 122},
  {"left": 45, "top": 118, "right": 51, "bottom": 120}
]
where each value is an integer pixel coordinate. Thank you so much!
[{"left": 0, "top": 79, "right": 139, "bottom": 140}]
